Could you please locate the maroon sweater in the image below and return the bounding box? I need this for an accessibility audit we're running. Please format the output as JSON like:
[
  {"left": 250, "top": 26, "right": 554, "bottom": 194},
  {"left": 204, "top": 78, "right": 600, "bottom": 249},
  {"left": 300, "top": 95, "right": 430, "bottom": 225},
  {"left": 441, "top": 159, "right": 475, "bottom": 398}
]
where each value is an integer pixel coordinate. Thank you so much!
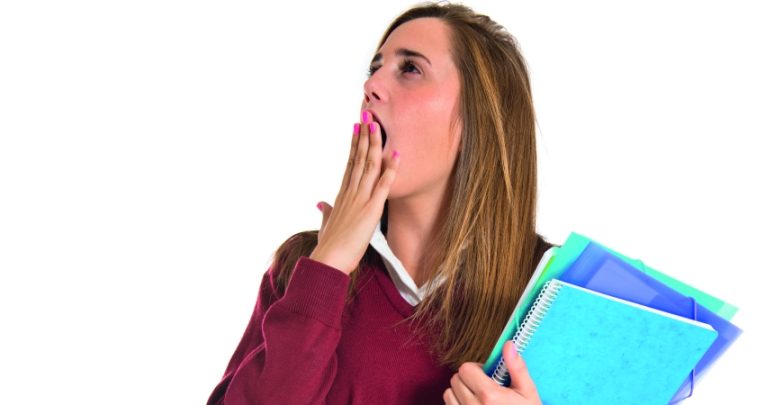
[{"left": 207, "top": 250, "right": 454, "bottom": 405}]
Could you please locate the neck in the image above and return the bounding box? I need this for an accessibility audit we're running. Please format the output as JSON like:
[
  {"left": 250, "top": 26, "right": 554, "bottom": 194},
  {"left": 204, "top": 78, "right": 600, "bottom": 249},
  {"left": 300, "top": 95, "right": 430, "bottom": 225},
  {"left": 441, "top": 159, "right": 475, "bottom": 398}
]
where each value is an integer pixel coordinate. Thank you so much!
[{"left": 385, "top": 183, "right": 451, "bottom": 287}]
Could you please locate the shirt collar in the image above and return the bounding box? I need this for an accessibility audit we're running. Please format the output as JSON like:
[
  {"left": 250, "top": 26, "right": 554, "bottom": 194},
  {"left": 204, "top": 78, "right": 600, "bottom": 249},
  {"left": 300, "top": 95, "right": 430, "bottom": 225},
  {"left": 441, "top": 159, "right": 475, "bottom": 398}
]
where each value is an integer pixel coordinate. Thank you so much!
[
  {"left": 369, "top": 221, "right": 556, "bottom": 306},
  {"left": 369, "top": 221, "right": 444, "bottom": 306}
]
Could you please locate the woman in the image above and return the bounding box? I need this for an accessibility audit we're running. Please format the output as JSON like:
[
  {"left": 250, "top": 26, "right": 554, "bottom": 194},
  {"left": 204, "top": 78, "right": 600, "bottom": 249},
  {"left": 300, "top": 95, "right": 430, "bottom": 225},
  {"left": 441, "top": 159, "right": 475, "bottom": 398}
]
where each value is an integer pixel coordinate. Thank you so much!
[{"left": 208, "top": 2, "right": 552, "bottom": 404}]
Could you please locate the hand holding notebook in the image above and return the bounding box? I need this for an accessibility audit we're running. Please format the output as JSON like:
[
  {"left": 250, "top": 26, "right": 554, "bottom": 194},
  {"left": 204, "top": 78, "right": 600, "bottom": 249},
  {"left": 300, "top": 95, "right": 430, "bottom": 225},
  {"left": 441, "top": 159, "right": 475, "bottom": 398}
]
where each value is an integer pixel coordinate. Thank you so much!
[{"left": 448, "top": 340, "right": 544, "bottom": 405}]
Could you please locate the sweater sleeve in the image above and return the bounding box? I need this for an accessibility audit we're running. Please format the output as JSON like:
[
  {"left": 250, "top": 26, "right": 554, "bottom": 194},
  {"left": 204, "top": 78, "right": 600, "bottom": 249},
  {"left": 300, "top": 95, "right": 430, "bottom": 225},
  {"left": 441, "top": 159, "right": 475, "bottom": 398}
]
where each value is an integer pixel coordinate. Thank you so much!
[{"left": 207, "top": 256, "right": 351, "bottom": 405}]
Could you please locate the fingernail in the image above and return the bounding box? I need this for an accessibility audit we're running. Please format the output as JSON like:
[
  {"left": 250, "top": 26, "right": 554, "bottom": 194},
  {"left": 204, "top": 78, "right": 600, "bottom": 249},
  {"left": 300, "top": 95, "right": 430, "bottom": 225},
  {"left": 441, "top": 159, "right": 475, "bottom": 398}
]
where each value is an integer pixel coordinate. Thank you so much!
[
  {"left": 392, "top": 150, "right": 400, "bottom": 159},
  {"left": 353, "top": 123, "right": 360, "bottom": 136},
  {"left": 369, "top": 122, "right": 376, "bottom": 133},
  {"left": 362, "top": 111, "right": 371, "bottom": 124},
  {"left": 316, "top": 202, "right": 322, "bottom": 211},
  {"left": 509, "top": 341, "right": 519, "bottom": 359}
]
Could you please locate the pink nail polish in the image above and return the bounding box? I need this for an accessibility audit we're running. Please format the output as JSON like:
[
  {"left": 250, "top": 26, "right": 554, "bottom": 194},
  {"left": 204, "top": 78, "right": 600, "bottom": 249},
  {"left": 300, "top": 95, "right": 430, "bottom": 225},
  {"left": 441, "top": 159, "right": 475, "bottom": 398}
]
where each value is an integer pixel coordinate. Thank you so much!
[
  {"left": 369, "top": 122, "right": 376, "bottom": 133},
  {"left": 316, "top": 202, "right": 322, "bottom": 211},
  {"left": 353, "top": 123, "right": 360, "bottom": 136},
  {"left": 362, "top": 111, "right": 371, "bottom": 124},
  {"left": 392, "top": 150, "right": 400, "bottom": 159}
]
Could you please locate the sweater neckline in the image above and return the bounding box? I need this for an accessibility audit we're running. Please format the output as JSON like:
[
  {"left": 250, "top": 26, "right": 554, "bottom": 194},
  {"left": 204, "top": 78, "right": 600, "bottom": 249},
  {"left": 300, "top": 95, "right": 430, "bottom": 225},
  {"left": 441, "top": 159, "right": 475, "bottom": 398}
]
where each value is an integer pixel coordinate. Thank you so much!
[
  {"left": 369, "top": 221, "right": 446, "bottom": 306},
  {"left": 369, "top": 249, "right": 418, "bottom": 318}
]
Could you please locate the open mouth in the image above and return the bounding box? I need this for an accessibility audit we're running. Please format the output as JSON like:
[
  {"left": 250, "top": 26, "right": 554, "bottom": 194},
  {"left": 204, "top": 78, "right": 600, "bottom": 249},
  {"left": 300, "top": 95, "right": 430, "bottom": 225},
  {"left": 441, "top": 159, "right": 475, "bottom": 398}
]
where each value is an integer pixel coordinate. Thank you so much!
[
  {"left": 380, "top": 125, "right": 388, "bottom": 148},
  {"left": 371, "top": 112, "right": 388, "bottom": 148}
]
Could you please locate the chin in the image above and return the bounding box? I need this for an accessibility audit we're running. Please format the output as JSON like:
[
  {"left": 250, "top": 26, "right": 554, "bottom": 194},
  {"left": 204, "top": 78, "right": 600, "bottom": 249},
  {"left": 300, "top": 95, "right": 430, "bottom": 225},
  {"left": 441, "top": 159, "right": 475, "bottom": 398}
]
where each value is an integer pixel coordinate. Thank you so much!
[{"left": 385, "top": 183, "right": 407, "bottom": 200}]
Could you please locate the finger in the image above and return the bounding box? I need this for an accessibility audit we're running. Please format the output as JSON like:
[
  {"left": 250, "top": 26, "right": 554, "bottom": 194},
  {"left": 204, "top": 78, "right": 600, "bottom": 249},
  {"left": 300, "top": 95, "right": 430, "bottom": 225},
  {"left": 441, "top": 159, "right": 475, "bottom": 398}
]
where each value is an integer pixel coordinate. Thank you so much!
[
  {"left": 316, "top": 201, "right": 332, "bottom": 240},
  {"left": 356, "top": 120, "right": 383, "bottom": 198},
  {"left": 455, "top": 362, "right": 500, "bottom": 400},
  {"left": 450, "top": 371, "right": 478, "bottom": 405},
  {"left": 369, "top": 149, "right": 400, "bottom": 207},
  {"left": 346, "top": 111, "right": 372, "bottom": 195},
  {"left": 504, "top": 341, "right": 541, "bottom": 401},
  {"left": 340, "top": 123, "right": 361, "bottom": 195},
  {"left": 443, "top": 388, "right": 460, "bottom": 405}
]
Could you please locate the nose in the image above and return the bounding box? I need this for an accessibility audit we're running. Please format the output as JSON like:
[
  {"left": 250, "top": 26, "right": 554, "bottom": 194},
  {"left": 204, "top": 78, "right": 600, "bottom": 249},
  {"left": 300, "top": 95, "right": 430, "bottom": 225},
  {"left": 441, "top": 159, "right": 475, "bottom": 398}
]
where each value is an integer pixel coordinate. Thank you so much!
[
  {"left": 363, "top": 91, "right": 378, "bottom": 106},
  {"left": 363, "top": 73, "right": 387, "bottom": 107}
]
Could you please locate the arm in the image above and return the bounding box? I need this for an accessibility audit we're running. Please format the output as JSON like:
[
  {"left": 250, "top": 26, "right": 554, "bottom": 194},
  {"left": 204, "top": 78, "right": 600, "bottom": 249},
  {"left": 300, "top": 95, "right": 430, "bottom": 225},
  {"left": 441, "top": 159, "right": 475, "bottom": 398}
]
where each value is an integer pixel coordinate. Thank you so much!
[
  {"left": 207, "top": 256, "right": 350, "bottom": 405},
  {"left": 209, "top": 111, "right": 397, "bottom": 404}
]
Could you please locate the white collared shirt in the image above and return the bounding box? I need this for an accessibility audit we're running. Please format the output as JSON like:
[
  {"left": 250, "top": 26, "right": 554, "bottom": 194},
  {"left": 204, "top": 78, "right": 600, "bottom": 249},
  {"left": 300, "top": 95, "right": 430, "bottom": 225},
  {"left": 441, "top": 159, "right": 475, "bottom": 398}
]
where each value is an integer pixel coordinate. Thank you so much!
[
  {"left": 368, "top": 221, "right": 555, "bottom": 306},
  {"left": 368, "top": 221, "right": 445, "bottom": 306}
]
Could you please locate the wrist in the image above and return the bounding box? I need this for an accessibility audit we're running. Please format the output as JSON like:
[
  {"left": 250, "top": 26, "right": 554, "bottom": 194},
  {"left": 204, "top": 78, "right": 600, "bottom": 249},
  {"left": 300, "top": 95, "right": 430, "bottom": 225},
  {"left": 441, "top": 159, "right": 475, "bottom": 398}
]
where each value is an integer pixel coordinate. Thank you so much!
[{"left": 309, "top": 247, "right": 352, "bottom": 275}]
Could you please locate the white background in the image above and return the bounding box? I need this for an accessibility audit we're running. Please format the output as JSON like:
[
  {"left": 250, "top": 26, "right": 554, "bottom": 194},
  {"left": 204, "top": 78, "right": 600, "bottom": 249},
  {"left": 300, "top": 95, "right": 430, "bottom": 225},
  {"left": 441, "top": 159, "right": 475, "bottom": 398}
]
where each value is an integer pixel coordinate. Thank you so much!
[{"left": 1, "top": 1, "right": 762, "bottom": 403}]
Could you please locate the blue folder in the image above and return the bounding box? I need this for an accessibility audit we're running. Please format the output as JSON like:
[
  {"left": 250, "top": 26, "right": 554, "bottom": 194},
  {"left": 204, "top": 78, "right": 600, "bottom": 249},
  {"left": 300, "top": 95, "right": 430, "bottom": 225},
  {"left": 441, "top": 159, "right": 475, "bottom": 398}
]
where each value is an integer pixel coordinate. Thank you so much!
[{"left": 558, "top": 242, "right": 743, "bottom": 401}]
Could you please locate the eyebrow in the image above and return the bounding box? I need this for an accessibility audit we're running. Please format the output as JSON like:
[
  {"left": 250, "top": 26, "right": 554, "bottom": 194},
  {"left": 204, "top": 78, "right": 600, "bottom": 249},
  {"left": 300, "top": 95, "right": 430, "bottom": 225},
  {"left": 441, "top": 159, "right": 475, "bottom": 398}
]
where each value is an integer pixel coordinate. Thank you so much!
[{"left": 370, "top": 48, "right": 432, "bottom": 66}]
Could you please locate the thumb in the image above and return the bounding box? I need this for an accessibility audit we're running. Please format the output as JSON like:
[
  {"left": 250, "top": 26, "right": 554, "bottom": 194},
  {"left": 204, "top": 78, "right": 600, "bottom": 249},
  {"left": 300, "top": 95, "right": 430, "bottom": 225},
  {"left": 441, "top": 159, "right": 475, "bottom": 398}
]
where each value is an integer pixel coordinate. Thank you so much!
[
  {"left": 316, "top": 201, "right": 333, "bottom": 235},
  {"left": 503, "top": 341, "right": 540, "bottom": 401}
]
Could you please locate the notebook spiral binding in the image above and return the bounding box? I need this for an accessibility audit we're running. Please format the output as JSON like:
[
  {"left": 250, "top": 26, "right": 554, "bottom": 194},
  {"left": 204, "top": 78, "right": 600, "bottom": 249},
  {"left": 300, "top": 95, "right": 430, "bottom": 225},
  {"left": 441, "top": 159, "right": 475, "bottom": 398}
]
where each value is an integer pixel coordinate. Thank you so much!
[
  {"left": 490, "top": 280, "right": 563, "bottom": 386},
  {"left": 513, "top": 281, "right": 563, "bottom": 352},
  {"left": 490, "top": 358, "right": 510, "bottom": 386}
]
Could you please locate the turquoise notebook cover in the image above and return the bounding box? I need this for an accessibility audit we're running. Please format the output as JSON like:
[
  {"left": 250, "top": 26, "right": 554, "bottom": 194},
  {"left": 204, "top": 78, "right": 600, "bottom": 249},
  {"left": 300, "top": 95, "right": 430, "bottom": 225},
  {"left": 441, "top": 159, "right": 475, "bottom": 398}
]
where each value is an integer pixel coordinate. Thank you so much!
[
  {"left": 558, "top": 241, "right": 742, "bottom": 402},
  {"left": 517, "top": 279, "right": 718, "bottom": 405}
]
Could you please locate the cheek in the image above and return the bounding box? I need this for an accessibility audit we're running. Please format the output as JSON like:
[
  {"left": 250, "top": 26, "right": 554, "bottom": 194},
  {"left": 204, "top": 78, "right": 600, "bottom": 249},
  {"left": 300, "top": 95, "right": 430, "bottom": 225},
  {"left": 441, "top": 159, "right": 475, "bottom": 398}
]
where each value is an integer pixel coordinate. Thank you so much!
[
  {"left": 393, "top": 122, "right": 457, "bottom": 185},
  {"left": 402, "top": 91, "right": 458, "bottom": 150}
]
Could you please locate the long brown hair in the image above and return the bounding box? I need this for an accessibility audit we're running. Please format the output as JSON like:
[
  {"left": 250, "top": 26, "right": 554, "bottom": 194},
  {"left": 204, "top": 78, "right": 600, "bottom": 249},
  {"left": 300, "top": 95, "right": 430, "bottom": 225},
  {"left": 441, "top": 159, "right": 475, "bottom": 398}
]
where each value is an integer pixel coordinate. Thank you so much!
[{"left": 271, "top": 1, "right": 550, "bottom": 369}]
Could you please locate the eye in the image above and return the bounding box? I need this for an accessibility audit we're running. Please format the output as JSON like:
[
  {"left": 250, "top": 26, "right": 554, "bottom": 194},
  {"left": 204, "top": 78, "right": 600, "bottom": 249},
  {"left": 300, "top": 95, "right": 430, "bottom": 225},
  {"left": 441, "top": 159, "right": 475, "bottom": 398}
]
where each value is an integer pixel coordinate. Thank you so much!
[
  {"left": 366, "top": 58, "right": 422, "bottom": 78},
  {"left": 400, "top": 59, "right": 421, "bottom": 75},
  {"left": 367, "top": 65, "right": 380, "bottom": 77}
]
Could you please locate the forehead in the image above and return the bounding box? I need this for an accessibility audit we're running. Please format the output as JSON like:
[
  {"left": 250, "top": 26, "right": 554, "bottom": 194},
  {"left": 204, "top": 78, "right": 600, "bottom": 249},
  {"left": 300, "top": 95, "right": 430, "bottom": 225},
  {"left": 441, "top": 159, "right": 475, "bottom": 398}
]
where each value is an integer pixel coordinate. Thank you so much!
[{"left": 379, "top": 17, "right": 453, "bottom": 62}]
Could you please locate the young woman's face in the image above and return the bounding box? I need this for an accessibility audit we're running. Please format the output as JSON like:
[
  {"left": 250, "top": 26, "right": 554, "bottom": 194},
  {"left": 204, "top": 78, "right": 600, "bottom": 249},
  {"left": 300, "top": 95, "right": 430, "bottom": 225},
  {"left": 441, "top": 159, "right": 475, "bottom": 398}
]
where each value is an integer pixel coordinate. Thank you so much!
[{"left": 362, "top": 17, "right": 462, "bottom": 200}]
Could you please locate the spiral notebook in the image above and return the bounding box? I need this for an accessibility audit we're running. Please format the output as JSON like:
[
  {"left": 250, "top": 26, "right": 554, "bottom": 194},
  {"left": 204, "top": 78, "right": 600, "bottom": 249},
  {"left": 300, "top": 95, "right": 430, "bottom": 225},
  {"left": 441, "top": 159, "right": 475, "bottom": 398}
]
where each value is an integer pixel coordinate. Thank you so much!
[
  {"left": 557, "top": 241, "right": 742, "bottom": 401},
  {"left": 493, "top": 279, "right": 718, "bottom": 405}
]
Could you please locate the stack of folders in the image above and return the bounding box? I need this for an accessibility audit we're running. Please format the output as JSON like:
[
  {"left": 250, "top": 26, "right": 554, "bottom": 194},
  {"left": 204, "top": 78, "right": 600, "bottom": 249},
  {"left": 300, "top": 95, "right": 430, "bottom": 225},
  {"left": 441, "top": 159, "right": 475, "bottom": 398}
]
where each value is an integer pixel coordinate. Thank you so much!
[{"left": 482, "top": 232, "right": 742, "bottom": 405}]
